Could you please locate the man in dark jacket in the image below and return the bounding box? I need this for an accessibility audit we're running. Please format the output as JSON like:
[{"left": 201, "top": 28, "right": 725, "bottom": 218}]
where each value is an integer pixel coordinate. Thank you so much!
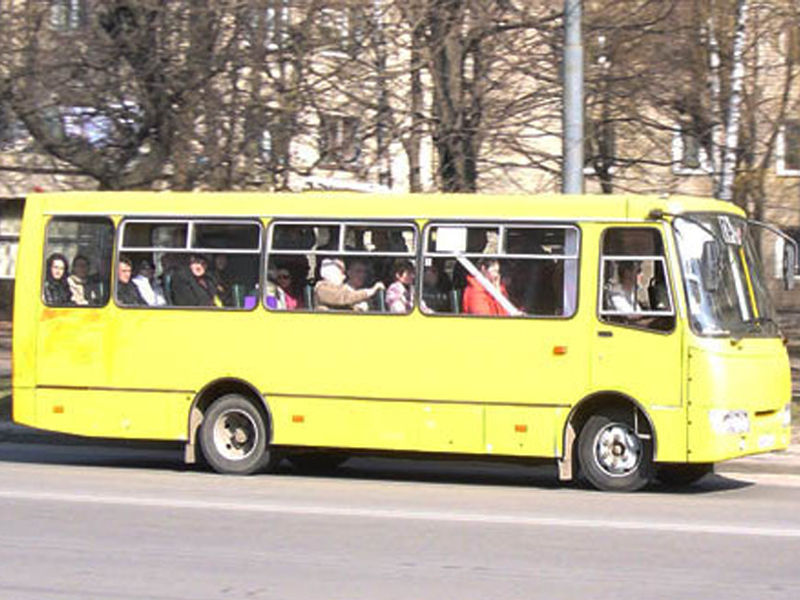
[
  {"left": 116, "top": 256, "right": 146, "bottom": 306},
  {"left": 171, "top": 254, "right": 218, "bottom": 307}
]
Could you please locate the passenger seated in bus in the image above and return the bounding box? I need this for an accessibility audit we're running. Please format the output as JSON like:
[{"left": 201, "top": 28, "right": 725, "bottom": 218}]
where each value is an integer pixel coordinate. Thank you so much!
[
  {"left": 44, "top": 253, "right": 73, "bottom": 306},
  {"left": 171, "top": 254, "right": 220, "bottom": 307},
  {"left": 421, "top": 260, "right": 452, "bottom": 313},
  {"left": 647, "top": 267, "right": 670, "bottom": 311},
  {"left": 314, "top": 258, "right": 384, "bottom": 311},
  {"left": 370, "top": 228, "right": 407, "bottom": 284},
  {"left": 67, "top": 255, "right": 97, "bottom": 306},
  {"left": 345, "top": 258, "right": 372, "bottom": 312},
  {"left": 210, "top": 254, "right": 234, "bottom": 306},
  {"left": 604, "top": 261, "right": 641, "bottom": 313},
  {"left": 386, "top": 259, "right": 415, "bottom": 314},
  {"left": 132, "top": 258, "right": 166, "bottom": 306},
  {"left": 116, "top": 256, "right": 146, "bottom": 306},
  {"left": 266, "top": 264, "right": 303, "bottom": 310},
  {"left": 462, "top": 258, "right": 510, "bottom": 316}
]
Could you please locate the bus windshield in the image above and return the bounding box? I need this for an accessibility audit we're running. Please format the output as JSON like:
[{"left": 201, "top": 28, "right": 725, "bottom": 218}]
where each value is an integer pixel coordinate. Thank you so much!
[{"left": 673, "top": 214, "right": 779, "bottom": 338}]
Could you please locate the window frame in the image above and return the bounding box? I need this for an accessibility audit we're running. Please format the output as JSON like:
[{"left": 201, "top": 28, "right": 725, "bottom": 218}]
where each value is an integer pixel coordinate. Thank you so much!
[
  {"left": 421, "top": 220, "right": 582, "bottom": 320},
  {"left": 41, "top": 215, "right": 115, "bottom": 309},
  {"left": 776, "top": 120, "right": 800, "bottom": 177},
  {"left": 318, "top": 113, "right": 362, "bottom": 168},
  {"left": 671, "top": 127, "right": 712, "bottom": 175},
  {"left": 116, "top": 217, "right": 264, "bottom": 311},
  {"left": 597, "top": 226, "right": 677, "bottom": 333}
]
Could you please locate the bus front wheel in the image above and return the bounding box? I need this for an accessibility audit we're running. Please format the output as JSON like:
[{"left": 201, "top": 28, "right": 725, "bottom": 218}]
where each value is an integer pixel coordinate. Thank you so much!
[
  {"left": 200, "top": 394, "right": 274, "bottom": 475},
  {"left": 577, "top": 413, "right": 653, "bottom": 492}
]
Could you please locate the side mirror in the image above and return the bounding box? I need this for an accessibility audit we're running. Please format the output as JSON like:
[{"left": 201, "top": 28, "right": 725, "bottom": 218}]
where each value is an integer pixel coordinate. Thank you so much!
[
  {"left": 783, "top": 241, "right": 797, "bottom": 291},
  {"left": 701, "top": 240, "right": 722, "bottom": 292}
]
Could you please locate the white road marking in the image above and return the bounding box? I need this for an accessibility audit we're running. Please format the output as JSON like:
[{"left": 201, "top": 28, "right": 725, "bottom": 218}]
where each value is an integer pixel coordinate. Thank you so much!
[{"left": 0, "top": 489, "right": 798, "bottom": 539}]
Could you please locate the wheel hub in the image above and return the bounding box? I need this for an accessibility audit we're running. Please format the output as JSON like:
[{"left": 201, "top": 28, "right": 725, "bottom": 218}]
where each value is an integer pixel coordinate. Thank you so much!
[
  {"left": 213, "top": 409, "right": 259, "bottom": 461},
  {"left": 594, "top": 423, "right": 642, "bottom": 477}
]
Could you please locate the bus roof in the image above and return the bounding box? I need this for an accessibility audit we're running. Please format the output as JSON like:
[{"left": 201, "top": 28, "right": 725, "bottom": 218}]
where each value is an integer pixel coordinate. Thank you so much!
[{"left": 28, "top": 191, "right": 745, "bottom": 222}]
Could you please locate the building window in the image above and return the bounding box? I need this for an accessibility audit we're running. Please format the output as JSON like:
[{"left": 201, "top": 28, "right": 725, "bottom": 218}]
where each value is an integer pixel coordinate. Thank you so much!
[
  {"left": 777, "top": 120, "right": 800, "bottom": 176},
  {"left": 584, "top": 118, "right": 616, "bottom": 175},
  {"left": 315, "top": 4, "right": 365, "bottom": 55},
  {"left": 319, "top": 113, "right": 361, "bottom": 166},
  {"left": 0, "top": 105, "right": 29, "bottom": 150},
  {"left": 247, "top": 0, "right": 289, "bottom": 50},
  {"left": 50, "top": 0, "right": 87, "bottom": 31},
  {"left": 672, "top": 126, "right": 711, "bottom": 175},
  {"left": 785, "top": 25, "right": 800, "bottom": 65}
]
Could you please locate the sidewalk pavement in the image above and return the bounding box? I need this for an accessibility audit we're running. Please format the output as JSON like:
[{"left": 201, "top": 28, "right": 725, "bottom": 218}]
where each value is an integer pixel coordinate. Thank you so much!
[{"left": 2, "top": 320, "right": 800, "bottom": 476}]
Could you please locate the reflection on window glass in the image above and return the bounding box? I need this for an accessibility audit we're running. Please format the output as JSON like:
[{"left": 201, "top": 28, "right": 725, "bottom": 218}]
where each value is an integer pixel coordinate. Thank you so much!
[
  {"left": 266, "top": 221, "right": 417, "bottom": 313},
  {"left": 122, "top": 222, "right": 187, "bottom": 249},
  {"left": 42, "top": 217, "right": 114, "bottom": 307},
  {"left": 193, "top": 223, "right": 260, "bottom": 250},
  {"left": 422, "top": 223, "right": 579, "bottom": 318},
  {"left": 118, "top": 220, "right": 261, "bottom": 310}
]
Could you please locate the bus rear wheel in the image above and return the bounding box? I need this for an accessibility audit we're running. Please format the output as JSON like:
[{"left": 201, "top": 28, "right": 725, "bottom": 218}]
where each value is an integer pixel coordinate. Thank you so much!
[
  {"left": 577, "top": 413, "right": 653, "bottom": 492},
  {"left": 200, "top": 394, "right": 274, "bottom": 475}
]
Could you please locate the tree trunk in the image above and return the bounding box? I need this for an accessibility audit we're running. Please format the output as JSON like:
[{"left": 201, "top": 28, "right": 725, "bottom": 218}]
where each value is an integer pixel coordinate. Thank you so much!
[{"left": 716, "top": 0, "right": 748, "bottom": 202}]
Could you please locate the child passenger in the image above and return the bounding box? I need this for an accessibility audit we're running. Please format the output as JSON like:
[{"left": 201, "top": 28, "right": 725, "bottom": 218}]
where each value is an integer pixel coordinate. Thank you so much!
[{"left": 386, "top": 259, "right": 415, "bottom": 313}]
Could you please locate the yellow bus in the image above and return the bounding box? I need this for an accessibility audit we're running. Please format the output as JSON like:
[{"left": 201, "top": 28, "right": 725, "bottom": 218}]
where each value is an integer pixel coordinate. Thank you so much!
[{"left": 11, "top": 191, "right": 794, "bottom": 491}]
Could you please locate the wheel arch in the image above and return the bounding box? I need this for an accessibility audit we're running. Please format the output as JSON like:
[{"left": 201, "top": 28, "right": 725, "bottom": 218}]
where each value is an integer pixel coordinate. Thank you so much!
[
  {"left": 558, "top": 391, "right": 658, "bottom": 481},
  {"left": 184, "top": 378, "right": 272, "bottom": 464}
]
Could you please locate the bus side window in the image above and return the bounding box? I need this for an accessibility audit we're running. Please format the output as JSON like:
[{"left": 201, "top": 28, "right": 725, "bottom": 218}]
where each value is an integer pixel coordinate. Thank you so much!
[
  {"left": 42, "top": 217, "right": 114, "bottom": 307},
  {"left": 266, "top": 221, "right": 417, "bottom": 314},
  {"left": 599, "top": 228, "right": 675, "bottom": 331},
  {"left": 421, "top": 223, "right": 579, "bottom": 318}
]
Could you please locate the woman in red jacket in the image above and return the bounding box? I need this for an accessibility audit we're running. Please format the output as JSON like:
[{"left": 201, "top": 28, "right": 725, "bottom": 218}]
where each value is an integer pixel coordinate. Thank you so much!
[{"left": 462, "top": 258, "right": 510, "bottom": 316}]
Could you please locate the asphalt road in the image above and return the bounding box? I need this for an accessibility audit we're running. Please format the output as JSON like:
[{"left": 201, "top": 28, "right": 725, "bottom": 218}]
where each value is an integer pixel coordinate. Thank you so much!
[{"left": 0, "top": 441, "right": 798, "bottom": 600}]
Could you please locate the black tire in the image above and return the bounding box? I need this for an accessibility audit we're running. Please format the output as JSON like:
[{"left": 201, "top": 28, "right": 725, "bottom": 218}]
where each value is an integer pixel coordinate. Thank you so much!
[
  {"left": 288, "top": 452, "right": 348, "bottom": 474},
  {"left": 656, "top": 463, "right": 713, "bottom": 486},
  {"left": 577, "top": 412, "right": 653, "bottom": 492},
  {"left": 199, "top": 394, "right": 274, "bottom": 475}
]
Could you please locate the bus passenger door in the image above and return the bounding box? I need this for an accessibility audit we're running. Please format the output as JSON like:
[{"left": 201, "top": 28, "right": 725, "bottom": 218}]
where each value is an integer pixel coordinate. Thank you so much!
[
  {"left": 36, "top": 216, "right": 115, "bottom": 389},
  {"left": 591, "top": 226, "right": 685, "bottom": 460}
]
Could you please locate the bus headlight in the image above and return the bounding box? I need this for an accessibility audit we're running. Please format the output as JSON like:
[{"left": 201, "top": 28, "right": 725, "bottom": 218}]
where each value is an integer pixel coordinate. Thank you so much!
[
  {"left": 709, "top": 409, "right": 750, "bottom": 435},
  {"left": 783, "top": 404, "right": 793, "bottom": 428}
]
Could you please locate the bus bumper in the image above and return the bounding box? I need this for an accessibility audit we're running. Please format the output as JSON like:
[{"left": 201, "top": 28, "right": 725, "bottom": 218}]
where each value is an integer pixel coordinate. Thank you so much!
[{"left": 687, "top": 405, "right": 791, "bottom": 463}]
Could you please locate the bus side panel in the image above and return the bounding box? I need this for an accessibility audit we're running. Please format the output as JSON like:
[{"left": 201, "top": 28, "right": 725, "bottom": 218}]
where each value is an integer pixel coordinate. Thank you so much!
[
  {"left": 11, "top": 196, "right": 43, "bottom": 392},
  {"left": 485, "top": 405, "right": 568, "bottom": 457},
  {"left": 34, "top": 388, "right": 192, "bottom": 440},
  {"left": 270, "top": 396, "right": 484, "bottom": 453}
]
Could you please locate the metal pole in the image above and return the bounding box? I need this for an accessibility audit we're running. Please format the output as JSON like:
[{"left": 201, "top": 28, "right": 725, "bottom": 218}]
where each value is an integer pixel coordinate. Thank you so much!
[{"left": 563, "top": 0, "right": 584, "bottom": 194}]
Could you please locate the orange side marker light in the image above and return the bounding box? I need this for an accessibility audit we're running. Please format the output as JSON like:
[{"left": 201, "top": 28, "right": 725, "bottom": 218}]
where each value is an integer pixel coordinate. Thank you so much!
[
  {"left": 515, "top": 424, "right": 528, "bottom": 433},
  {"left": 53, "top": 405, "right": 64, "bottom": 414},
  {"left": 292, "top": 415, "right": 305, "bottom": 423},
  {"left": 553, "top": 346, "right": 568, "bottom": 355}
]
